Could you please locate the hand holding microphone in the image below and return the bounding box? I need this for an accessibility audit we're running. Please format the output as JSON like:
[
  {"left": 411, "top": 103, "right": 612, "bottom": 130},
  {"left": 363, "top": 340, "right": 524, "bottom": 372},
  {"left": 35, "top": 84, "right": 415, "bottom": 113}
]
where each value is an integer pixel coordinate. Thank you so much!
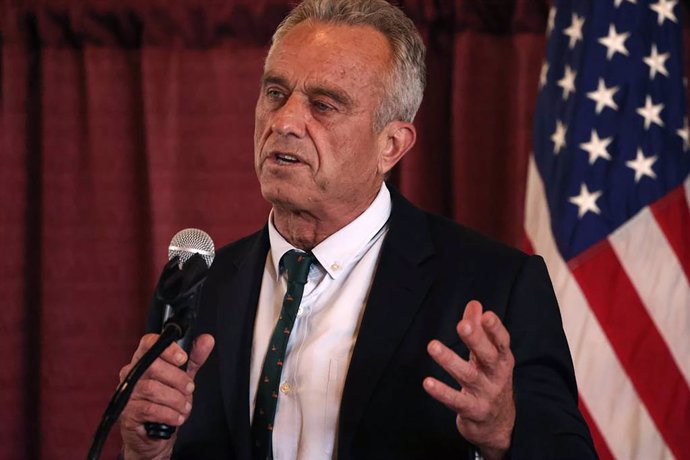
[
  {"left": 88, "top": 229, "right": 216, "bottom": 460},
  {"left": 119, "top": 229, "right": 216, "bottom": 458},
  {"left": 143, "top": 229, "right": 215, "bottom": 440},
  {"left": 118, "top": 333, "right": 214, "bottom": 460}
]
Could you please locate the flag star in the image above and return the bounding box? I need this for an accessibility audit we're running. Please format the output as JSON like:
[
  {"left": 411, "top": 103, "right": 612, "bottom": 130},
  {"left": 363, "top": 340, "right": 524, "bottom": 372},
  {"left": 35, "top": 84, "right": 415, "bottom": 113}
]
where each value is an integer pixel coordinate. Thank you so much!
[
  {"left": 579, "top": 130, "right": 613, "bottom": 164},
  {"left": 557, "top": 65, "right": 577, "bottom": 100},
  {"left": 586, "top": 78, "right": 619, "bottom": 114},
  {"left": 598, "top": 24, "right": 630, "bottom": 60},
  {"left": 636, "top": 95, "right": 665, "bottom": 129},
  {"left": 569, "top": 183, "right": 603, "bottom": 218},
  {"left": 677, "top": 117, "right": 689, "bottom": 150},
  {"left": 539, "top": 62, "right": 549, "bottom": 88},
  {"left": 649, "top": 0, "right": 678, "bottom": 25},
  {"left": 551, "top": 121, "right": 567, "bottom": 154},
  {"left": 563, "top": 13, "right": 585, "bottom": 49},
  {"left": 643, "top": 44, "right": 670, "bottom": 79},
  {"left": 614, "top": 0, "right": 637, "bottom": 6},
  {"left": 626, "top": 149, "right": 658, "bottom": 182},
  {"left": 547, "top": 7, "right": 557, "bottom": 36}
]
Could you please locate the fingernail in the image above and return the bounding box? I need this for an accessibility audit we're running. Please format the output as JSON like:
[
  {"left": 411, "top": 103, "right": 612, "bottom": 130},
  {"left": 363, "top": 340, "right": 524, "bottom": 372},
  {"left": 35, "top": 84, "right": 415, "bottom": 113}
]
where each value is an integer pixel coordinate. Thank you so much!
[
  {"left": 429, "top": 342, "right": 441, "bottom": 355},
  {"left": 461, "top": 323, "right": 472, "bottom": 336},
  {"left": 484, "top": 315, "right": 495, "bottom": 327},
  {"left": 175, "top": 352, "right": 186, "bottom": 364},
  {"left": 186, "top": 382, "right": 195, "bottom": 393},
  {"left": 424, "top": 378, "right": 435, "bottom": 389},
  {"left": 185, "top": 401, "right": 192, "bottom": 413},
  {"left": 177, "top": 415, "right": 184, "bottom": 425}
]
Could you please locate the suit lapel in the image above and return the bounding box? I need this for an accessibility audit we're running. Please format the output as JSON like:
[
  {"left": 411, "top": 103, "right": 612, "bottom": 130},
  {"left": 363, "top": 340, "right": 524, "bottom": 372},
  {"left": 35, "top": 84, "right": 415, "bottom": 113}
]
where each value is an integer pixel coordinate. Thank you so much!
[
  {"left": 338, "top": 188, "right": 436, "bottom": 454},
  {"left": 213, "top": 228, "right": 269, "bottom": 460}
]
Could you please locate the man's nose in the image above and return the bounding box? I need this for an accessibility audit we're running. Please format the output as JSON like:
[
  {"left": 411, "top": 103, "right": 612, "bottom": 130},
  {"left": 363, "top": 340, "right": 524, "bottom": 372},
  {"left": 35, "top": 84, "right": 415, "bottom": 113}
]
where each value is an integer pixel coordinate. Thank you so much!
[{"left": 271, "top": 94, "right": 307, "bottom": 138}]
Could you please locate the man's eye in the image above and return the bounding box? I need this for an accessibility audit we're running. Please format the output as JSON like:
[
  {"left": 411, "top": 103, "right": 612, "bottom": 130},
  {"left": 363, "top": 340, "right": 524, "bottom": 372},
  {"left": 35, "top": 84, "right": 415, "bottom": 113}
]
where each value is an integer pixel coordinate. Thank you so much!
[
  {"left": 266, "top": 89, "right": 284, "bottom": 100},
  {"left": 313, "top": 101, "right": 333, "bottom": 112}
]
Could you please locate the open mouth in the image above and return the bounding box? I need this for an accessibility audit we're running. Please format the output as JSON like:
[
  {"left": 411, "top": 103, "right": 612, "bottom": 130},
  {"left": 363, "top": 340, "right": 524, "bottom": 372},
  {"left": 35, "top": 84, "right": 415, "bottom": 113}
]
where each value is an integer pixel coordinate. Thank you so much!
[{"left": 274, "top": 152, "right": 301, "bottom": 165}]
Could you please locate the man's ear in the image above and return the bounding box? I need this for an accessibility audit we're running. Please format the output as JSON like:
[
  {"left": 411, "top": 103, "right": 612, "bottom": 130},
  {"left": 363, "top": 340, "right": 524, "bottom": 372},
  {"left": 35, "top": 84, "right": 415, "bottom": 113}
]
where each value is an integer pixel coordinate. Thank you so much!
[{"left": 377, "top": 121, "right": 417, "bottom": 176}]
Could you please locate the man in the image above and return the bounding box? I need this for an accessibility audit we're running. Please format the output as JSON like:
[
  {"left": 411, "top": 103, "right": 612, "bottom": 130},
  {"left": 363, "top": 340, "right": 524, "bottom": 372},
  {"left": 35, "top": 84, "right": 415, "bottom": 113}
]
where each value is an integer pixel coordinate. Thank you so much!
[{"left": 118, "top": 1, "right": 597, "bottom": 459}]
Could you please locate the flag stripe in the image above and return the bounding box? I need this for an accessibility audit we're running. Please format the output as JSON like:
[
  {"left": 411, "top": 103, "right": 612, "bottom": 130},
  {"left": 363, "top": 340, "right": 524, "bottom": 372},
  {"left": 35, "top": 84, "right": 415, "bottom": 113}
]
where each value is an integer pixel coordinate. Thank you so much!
[
  {"left": 609, "top": 206, "right": 690, "bottom": 387},
  {"left": 525, "top": 159, "right": 672, "bottom": 460},
  {"left": 649, "top": 183, "right": 690, "bottom": 284},
  {"left": 685, "top": 175, "right": 690, "bottom": 218},
  {"left": 570, "top": 242, "right": 690, "bottom": 460},
  {"left": 578, "top": 400, "right": 615, "bottom": 460}
]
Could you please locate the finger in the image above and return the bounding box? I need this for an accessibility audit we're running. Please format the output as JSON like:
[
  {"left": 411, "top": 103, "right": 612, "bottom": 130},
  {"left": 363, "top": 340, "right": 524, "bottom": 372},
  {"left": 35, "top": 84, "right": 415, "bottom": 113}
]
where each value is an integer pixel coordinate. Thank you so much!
[
  {"left": 427, "top": 340, "right": 480, "bottom": 389},
  {"left": 458, "top": 300, "right": 499, "bottom": 368},
  {"left": 132, "top": 334, "right": 188, "bottom": 368},
  {"left": 119, "top": 357, "right": 187, "bottom": 388},
  {"left": 119, "top": 363, "right": 132, "bottom": 384},
  {"left": 460, "top": 300, "right": 483, "bottom": 327},
  {"left": 130, "top": 377, "right": 193, "bottom": 416},
  {"left": 186, "top": 334, "right": 215, "bottom": 380},
  {"left": 143, "top": 359, "right": 195, "bottom": 396},
  {"left": 121, "top": 399, "right": 188, "bottom": 429},
  {"left": 481, "top": 311, "right": 512, "bottom": 359},
  {"left": 422, "top": 377, "right": 482, "bottom": 421}
]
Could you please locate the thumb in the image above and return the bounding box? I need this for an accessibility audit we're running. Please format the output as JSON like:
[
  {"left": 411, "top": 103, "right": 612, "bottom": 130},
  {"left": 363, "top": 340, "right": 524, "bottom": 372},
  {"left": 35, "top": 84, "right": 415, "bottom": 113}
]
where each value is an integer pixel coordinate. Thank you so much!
[{"left": 186, "top": 333, "right": 215, "bottom": 380}]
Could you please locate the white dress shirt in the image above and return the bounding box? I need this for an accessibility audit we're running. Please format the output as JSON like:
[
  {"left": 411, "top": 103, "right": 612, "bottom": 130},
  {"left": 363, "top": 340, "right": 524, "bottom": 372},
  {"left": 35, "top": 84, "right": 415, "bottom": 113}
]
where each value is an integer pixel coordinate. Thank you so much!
[{"left": 249, "top": 183, "right": 392, "bottom": 460}]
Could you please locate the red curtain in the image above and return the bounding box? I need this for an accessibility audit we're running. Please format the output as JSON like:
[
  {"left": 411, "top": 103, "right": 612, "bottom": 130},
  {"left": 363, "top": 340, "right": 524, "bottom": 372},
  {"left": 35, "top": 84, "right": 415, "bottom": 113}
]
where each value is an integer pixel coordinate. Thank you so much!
[{"left": 0, "top": 1, "right": 679, "bottom": 459}]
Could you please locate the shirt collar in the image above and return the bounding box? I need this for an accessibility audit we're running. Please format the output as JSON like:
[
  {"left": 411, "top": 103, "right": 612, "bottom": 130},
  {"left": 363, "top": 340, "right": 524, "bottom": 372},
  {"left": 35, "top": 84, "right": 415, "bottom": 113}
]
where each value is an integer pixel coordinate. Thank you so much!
[{"left": 267, "top": 183, "right": 392, "bottom": 279}]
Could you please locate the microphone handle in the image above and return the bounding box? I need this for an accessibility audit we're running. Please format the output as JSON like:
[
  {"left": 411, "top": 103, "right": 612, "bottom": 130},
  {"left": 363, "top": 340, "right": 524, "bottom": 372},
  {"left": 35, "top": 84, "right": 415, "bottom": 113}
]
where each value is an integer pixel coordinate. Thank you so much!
[{"left": 145, "top": 304, "right": 195, "bottom": 440}]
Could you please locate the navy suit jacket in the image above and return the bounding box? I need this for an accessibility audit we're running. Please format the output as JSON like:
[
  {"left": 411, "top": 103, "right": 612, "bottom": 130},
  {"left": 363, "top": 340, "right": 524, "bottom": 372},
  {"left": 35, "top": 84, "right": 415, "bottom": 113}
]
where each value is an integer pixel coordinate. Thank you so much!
[{"left": 151, "top": 187, "right": 597, "bottom": 460}]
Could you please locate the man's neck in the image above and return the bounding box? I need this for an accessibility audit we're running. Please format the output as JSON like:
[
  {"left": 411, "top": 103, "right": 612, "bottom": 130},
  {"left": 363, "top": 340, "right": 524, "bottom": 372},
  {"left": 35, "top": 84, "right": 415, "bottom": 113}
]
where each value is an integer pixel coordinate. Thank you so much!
[{"left": 271, "top": 189, "right": 381, "bottom": 251}]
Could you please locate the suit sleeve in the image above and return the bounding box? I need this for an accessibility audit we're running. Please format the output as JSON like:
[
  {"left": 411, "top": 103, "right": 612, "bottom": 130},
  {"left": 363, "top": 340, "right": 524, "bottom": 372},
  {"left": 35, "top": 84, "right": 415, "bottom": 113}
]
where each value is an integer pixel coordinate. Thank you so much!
[{"left": 503, "top": 255, "right": 598, "bottom": 460}]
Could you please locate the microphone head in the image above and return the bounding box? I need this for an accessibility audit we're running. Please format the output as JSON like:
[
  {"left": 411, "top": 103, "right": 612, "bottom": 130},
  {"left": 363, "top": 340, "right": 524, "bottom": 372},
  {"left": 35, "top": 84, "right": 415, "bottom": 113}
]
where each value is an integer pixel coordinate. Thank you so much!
[{"left": 168, "top": 228, "right": 215, "bottom": 268}]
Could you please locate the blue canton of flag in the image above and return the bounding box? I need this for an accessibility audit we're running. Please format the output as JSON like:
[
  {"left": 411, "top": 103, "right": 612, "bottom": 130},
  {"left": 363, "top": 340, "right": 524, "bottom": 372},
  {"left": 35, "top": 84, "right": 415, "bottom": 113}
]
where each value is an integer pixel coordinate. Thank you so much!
[{"left": 533, "top": 0, "right": 690, "bottom": 261}]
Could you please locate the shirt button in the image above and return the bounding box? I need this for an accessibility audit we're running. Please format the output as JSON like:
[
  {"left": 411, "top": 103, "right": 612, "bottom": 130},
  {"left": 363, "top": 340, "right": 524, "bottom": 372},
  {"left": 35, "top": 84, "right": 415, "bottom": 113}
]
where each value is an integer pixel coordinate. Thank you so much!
[
  {"left": 297, "top": 306, "right": 304, "bottom": 317},
  {"left": 280, "top": 382, "right": 291, "bottom": 394},
  {"left": 330, "top": 263, "right": 340, "bottom": 271}
]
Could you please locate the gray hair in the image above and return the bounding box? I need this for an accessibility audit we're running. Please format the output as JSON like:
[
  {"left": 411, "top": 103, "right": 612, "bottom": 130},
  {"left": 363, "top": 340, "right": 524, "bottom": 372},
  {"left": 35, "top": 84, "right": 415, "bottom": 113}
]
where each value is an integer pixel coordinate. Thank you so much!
[{"left": 271, "top": 0, "right": 426, "bottom": 132}]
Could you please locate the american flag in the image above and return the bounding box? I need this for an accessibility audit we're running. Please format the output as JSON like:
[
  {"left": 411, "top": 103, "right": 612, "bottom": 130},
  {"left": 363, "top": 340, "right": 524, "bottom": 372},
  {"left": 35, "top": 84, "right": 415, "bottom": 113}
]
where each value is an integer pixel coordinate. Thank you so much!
[{"left": 525, "top": 0, "right": 690, "bottom": 459}]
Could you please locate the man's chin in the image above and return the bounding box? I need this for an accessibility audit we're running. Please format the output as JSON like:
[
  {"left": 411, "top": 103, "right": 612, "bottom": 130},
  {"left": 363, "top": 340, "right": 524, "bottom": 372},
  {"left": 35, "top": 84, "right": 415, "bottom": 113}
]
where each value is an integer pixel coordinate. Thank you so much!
[{"left": 260, "top": 185, "right": 306, "bottom": 211}]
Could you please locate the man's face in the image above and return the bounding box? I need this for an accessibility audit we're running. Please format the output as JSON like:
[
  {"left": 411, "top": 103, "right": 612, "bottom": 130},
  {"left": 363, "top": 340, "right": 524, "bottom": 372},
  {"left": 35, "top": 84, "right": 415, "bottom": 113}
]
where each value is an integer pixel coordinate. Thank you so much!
[{"left": 254, "top": 21, "right": 393, "bottom": 218}]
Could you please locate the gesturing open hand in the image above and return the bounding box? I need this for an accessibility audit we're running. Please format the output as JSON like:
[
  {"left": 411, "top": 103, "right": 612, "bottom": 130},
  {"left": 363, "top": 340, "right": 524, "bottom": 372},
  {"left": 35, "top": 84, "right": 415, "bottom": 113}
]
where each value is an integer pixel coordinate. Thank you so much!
[{"left": 423, "top": 300, "right": 515, "bottom": 460}]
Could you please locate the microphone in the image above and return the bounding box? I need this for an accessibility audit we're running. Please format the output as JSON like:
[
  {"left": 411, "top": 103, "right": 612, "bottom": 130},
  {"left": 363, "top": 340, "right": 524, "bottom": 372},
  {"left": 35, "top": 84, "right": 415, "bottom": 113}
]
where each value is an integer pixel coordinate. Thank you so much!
[
  {"left": 168, "top": 227, "right": 215, "bottom": 268},
  {"left": 145, "top": 228, "right": 215, "bottom": 439}
]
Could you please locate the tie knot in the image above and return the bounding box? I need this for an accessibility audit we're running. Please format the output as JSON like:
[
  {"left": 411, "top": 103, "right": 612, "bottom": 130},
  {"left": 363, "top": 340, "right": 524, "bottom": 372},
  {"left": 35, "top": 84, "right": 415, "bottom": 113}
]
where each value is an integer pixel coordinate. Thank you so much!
[{"left": 282, "top": 250, "right": 315, "bottom": 285}]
